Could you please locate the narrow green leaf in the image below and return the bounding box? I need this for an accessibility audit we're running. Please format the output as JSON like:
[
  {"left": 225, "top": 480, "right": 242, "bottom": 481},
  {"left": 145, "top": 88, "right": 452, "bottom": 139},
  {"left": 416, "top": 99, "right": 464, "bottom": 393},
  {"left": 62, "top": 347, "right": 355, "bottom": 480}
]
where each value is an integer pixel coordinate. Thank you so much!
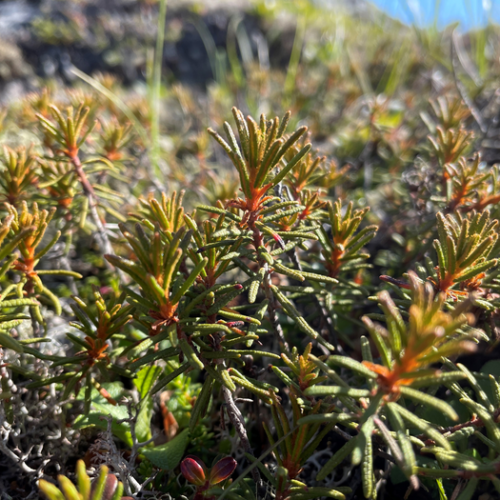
[
  {"left": 76, "top": 460, "right": 91, "bottom": 500},
  {"left": 361, "top": 420, "right": 374, "bottom": 499},
  {"left": 38, "top": 480, "right": 65, "bottom": 500},
  {"left": 460, "top": 398, "right": 500, "bottom": 452},
  {"left": 316, "top": 437, "right": 358, "bottom": 481},
  {"left": 399, "top": 386, "right": 458, "bottom": 421},
  {"left": 389, "top": 402, "right": 451, "bottom": 449},
  {"left": 328, "top": 355, "right": 377, "bottom": 379},
  {"left": 151, "top": 364, "right": 190, "bottom": 395},
  {"left": 179, "top": 337, "right": 204, "bottom": 370},
  {"left": 170, "top": 257, "right": 208, "bottom": 305},
  {"left": 190, "top": 376, "right": 214, "bottom": 431},
  {"left": 304, "top": 386, "right": 371, "bottom": 398},
  {"left": 456, "top": 478, "right": 478, "bottom": 500},
  {"left": 433, "top": 239, "right": 447, "bottom": 282},
  {"left": 288, "top": 487, "right": 347, "bottom": 500},
  {"left": 456, "top": 259, "right": 497, "bottom": 283},
  {"left": 91, "top": 465, "right": 108, "bottom": 500},
  {"left": 57, "top": 475, "right": 80, "bottom": 500},
  {"left": 0, "top": 332, "right": 24, "bottom": 353}
]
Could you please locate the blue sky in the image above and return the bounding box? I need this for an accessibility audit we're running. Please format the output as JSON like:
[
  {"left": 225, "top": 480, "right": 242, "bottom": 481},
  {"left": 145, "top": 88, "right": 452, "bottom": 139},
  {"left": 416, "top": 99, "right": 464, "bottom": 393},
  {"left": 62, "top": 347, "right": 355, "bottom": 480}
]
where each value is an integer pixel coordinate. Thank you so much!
[{"left": 369, "top": 0, "right": 500, "bottom": 30}]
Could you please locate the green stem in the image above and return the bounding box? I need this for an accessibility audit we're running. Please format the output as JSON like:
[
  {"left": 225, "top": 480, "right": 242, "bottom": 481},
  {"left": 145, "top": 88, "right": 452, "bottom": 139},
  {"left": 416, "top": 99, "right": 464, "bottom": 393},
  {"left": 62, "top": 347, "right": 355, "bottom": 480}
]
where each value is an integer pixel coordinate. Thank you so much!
[
  {"left": 283, "top": 15, "right": 306, "bottom": 109},
  {"left": 151, "top": 0, "right": 168, "bottom": 177}
]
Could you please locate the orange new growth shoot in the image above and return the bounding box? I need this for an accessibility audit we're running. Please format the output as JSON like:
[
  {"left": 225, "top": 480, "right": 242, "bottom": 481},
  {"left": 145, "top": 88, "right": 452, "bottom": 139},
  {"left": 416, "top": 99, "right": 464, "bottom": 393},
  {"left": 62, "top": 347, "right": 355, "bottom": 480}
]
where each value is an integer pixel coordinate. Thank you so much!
[
  {"left": 362, "top": 272, "right": 476, "bottom": 401},
  {"left": 149, "top": 299, "right": 179, "bottom": 336},
  {"left": 208, "top": 107, "right": 310, "bottom": 230},
  {"left": 82, "top": 336, "right": 110, "bottom": 366},
  {"left": 7, "top": 202, "right": 55, "bottom": 295}
]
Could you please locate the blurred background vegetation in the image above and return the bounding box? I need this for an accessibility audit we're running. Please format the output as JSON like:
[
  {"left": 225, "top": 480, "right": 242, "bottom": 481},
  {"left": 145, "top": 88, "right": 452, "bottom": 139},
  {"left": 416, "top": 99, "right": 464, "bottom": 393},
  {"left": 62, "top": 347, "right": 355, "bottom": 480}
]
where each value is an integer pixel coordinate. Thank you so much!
[
  {"left": 1, "top": 0, "right": 497, "bottom": 284},
  {"left": 2, "top": 1, "right": 500, "bottom": 499}
]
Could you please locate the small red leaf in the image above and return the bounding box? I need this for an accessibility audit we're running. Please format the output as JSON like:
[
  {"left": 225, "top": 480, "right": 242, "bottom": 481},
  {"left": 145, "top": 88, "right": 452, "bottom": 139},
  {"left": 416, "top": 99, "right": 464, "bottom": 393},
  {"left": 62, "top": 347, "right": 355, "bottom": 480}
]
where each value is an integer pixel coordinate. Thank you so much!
[
  {"left": 181, "top": 457, "right": 206, "bottom": 486},
  {"left": 209, "top": 457, "right": 237, "bottom": 485}
]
